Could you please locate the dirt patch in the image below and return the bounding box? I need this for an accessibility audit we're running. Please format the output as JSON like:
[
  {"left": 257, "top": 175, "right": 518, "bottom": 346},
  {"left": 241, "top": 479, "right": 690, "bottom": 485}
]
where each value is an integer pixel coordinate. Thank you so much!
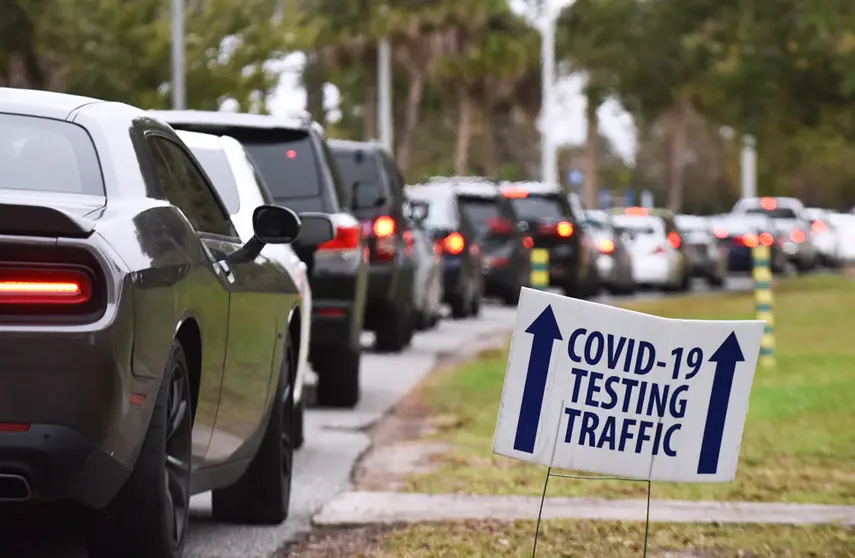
[
  {"left": 285, "top": 525, "right": 395, "bottom": 557},
  {"left": 353, "top": 332, "right": 509, "bottom": 491}
]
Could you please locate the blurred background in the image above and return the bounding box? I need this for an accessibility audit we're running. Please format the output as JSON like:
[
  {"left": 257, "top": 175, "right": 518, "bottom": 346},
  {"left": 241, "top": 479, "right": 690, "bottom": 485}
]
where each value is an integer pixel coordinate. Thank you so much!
[{"left": 3, "top": 0, "right": 854, "bottom": 214}]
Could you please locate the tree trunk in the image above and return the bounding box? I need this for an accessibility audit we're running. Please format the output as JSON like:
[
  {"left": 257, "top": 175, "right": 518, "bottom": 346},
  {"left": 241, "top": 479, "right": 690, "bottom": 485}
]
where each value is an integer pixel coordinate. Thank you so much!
[
  {"left": 667, "top": 99, "right": 690, "bottom": 212},
  {"left": 303, "top": 53, "right": 326, "bottom": 124},
  {"left": 363, "top": 77, "right": 378, "bottom": 141},
  {"left": 583, "top": 96, "right": 600, "bottom": 208},
  {"left": 396, "top": 69, "right": 425, "bottom": 174},
  {"left": 454, "top": 93, "right": 473, "bottom": 175},
  {"left": 482, "top": 107, "right": 500, "bottom": 179}
]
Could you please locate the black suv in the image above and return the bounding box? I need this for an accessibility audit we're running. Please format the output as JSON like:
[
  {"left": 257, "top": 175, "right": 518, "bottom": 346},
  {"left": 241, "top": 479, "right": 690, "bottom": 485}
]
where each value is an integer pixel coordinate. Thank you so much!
[
  {"left": 405, "top": 179, "right": 484, "bottom": 318},
  {"left": 151, "top": 110, "right": 368, "bottom": 408},
  {"left": 499, "top": 181, "right": 597, "bottom": 298},
  {"left": 329, "top": 139, "right": 416, "bottom": 352},
  {"left": 452, "top": 178, "right": 532, "bottom": 305}
]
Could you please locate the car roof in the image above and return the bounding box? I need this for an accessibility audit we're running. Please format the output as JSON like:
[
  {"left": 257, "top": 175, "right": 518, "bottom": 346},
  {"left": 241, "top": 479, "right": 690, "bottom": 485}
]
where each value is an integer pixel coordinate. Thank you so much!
[
  {"left": 498, "top": 180, "right": 562, "bottom": 195},
  {"left": 0, "top": 87, "right": 104, "bottom": 120},
  {"left": 327, "top": 138, "right": 385, "bottom": 153},
  {"left": 612, "top": 214, "right": 664, "bottom": 228},
  {"left": 175, "top": 129, "right": 225, "bottom": 150},
  {"left": 148, "top": 109, "right": 308, "bottom": 132}
]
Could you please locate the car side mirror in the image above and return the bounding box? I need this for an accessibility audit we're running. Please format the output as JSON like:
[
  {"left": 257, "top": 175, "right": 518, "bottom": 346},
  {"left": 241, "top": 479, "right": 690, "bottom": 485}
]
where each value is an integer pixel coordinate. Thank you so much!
[
  {"left": 295, "top": 212, "right": 335, "bottom": 247},
  {"left": 409, "top": 200, "right": 430, "bottom": 223},
  {"left": 228, "top": 205, "right": 301, "bottom": 264},
  {"left": 352, "top": 180, "right": 387, "bottom": 210}
]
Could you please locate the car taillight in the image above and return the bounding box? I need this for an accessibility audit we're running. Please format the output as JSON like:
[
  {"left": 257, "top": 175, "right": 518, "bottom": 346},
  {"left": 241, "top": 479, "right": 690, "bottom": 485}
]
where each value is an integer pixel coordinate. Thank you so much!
[
  {"left": 523, "top": 236, "right": 534, "bottom": 249},
  {"left": 713, "top": 227, "right": 728, "bottom": 239},
  {"left": 790, "top": 229, "right": 806, "bottom": 244},
  {"left": 652, "top": 245, "right": 667, "bottom": 254},
  {"left": 441, "top": 232, "right": 465, "bottom": 255},
  {"left": 486, "top": 217, "right": 513, "bottom": 234},
  {"left": 759, "top": 232, "right": 774, "bottom": 246},
  {"left": 599, "top": 239, "right": 615, "bottom": 254},
  {"left": 538, "top": 221, "right": 574, "bottom": 237},
  {"left": 812, "top": 220, "right": 828, "bottom": 234},
  {"left": 318, "top": 225, "right": 362, "bottom": 252},
  {"left": 373, "top": 216, "right": 396, "bottom": 238},
  {"left": 735, "top": 234, "right": 758, "bottom": 248},
  {"left": 0, "top": 268, "right": 91, "bottom": 305},
  {"left": 667, "top": 231, "right": 681, "bottom": 249}
]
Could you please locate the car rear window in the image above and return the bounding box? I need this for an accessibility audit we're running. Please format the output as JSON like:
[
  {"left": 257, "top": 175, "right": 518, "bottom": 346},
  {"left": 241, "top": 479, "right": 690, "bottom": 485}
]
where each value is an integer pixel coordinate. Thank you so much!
[
  {"left": 612, "top": 216, "right": 664, "bottom": 235},
  {"left": 186, "top": 145, "right": 240, "bottom": 215},
  {"left": 0, "top": 113, "right": 104, "bottom": 195},
  {"left": 457, "top": 196, "right": 503, "bottom": 227},
  {"left": 242, "top": 136, "right": 320, "bottom": 199},
  {"left": 744, "top": 207, "right": 798, "bottom": 219},
  {"left": 333, "top": 148, "right": 382, "bottom": 189},
  {"left": 508, "top": 194, "right": 565, "bottom": 221}
]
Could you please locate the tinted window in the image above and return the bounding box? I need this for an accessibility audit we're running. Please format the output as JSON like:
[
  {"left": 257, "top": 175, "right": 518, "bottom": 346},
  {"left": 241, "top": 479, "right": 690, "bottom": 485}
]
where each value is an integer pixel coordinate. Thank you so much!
[
  {"left": 407, "top": 187, "right": 458, "bottom": 230},
  {"left": 745, "top": 207, "right": 798, "bottom": 219},
  {"left": 246, "top": 155, "right": 275, "bottom": 205},
  {"left": 583, "top": 219, "right": 608, "bottom": 232},
  {"left": 187, "top": 146, "right": 240, "bottom": 215},
  {"left": 150, "top": 137, "right": 234, "bottom": 236},
  {"left": 509, "top": 194, "right": 566, "bottom": 221},
  {"left": 458, "top": 197, "right": 503, "bottom": 227},
  {"left": 612, "top": 216, "right": 663, "bottom": 235},
  {"left": 0, "top": 113, "right": 104, "bottom": 195},
  {"left": 333, "top": 149, "right": 381, "bottom": 188},
  {"left": 243, "top": 136, "right": 320, "bottom": 198}
]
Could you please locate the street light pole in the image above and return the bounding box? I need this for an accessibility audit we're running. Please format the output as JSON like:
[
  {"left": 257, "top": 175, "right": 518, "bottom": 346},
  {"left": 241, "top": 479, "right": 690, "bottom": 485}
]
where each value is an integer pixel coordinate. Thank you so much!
[
  {"left": 378, "top": 36, "right": 393, "bottom": 153},
  {"left": 741, "top": 134, "right": 757, "bottom": 199},
  {"left": 171, "top": 0, "right": 186, "bottom": 110},
  {"left": 540, "top": 1, "right": 558, "bottom": 188}
]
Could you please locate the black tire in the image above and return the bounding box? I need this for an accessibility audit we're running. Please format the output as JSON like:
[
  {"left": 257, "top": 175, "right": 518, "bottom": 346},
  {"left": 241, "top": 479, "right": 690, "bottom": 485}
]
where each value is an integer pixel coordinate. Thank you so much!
[
  {"left": 470, "top": 291, "right": 482, "bottom": 317},
  {"left": 293, "top": 393, "right": 305, "bottom": 450},
  {"left": 375, "top": 303, "right": 412, "bottom": 353},
  {"left": 450, "top": 294, "right": 468, "bottom": 319},
  {"left": 314, "top": 346, "right": 360, "bottom": 408},
  {"left": 211, "top": 338, "right": 294, "bottom": 525},
  {"left": 85, "top": 340, "right": 193, "bottom": 558},
  {"left": 707, "top": 274, "right": 725, "bottom": 289},
  {"left": 501, "top": 286, "right": 521, "bottom": 306}
]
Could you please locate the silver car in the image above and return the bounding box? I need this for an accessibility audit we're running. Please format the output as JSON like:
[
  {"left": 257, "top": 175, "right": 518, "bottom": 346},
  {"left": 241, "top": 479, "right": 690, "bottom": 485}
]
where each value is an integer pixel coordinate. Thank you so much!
[
  {"left": 675, "top": 214, "right": 727, "bottom": 288},
  {"left": 584, "top": 210, "right": 635, "bottom": 294},
  {"left": 732, "top": 197, "right": 817, "bottom": 272}
]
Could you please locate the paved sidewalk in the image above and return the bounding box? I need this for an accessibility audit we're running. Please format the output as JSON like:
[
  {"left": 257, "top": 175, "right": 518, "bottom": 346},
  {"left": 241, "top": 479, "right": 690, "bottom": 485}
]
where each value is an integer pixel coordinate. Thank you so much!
[{"left": 314, "top": 491, "right": 855, "bottom": 527}]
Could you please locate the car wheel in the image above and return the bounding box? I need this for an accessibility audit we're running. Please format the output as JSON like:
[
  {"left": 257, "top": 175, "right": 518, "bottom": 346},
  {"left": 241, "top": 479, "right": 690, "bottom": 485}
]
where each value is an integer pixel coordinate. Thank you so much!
[
  {"left": 211, "top": 337, "right": 294, "bottom": 525},
  {"left": 314, "top": 345, "right": 360, "bottom": 408},
  {"left": 85, "top": 339, "right": 193, "bottom": 558},
  {"left": 450, "top": 294, "right": 468, "bottom": 319},
  {"left": 470, "top": 290, "right": 482, "bottom": 317},
  {"left": 293, "top": 393, "right": 305, "bottom": 450},
  {"left": 375, "top": 303, "right": 412, "bottom": 353}
]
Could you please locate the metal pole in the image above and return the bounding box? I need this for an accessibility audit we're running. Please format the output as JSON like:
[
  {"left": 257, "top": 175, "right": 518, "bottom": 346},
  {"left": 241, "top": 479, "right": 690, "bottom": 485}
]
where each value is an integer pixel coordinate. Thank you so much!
[
  {"left": 171, "top": 0, "right": 186, "bottom": 110},
  {"left": 740, "top": 134, "right": 756, "bottom": 199},
  {"left": 378, "top": 35, "right": 393, "bottom": 152},
  {"left": 752, "top": 244, "right": 775, "bottom": 368},
  {"left": 540, "top": 2, "right": 557, "bottom": 188}
]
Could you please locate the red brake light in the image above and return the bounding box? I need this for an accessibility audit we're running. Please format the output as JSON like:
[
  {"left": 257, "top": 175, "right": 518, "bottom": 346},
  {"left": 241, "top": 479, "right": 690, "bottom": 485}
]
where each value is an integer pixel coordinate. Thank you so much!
[
  {"left": 556, "top": 221, "right": 574, "bottom": 237},
  {"left": 625, "top": 207, "right": 648, "bottom": 216},
  {"left": 739, "top": 234, "right": 758, "bottom": 248},
  {"left": 667, "top": 231, "right": 681, "bottom": 249},
  {"left": 599, "top": 239, "right": 615, "bottom": 254},
  {"left": 373, "top": 216, "right": 396, "bottom": 238},
  {"left": 501, "top": 188, "right": 529, "bottom": 199},
  {"left": 811, "top": 220, "right": 828, "bottom": 234},
  {"left": 790, "top": 229, "right": 806, "bottom": 244},
  {"left": 442, "top": 232, "right": 465, "bottom": 255},
  {"left": 713, "top": 227, "right": 727, "bottom": 239},
  {"left": 0, "top": 268, "right": 91, "bottom": 305},
  {"left": 759, "top": 232, "right": 774, "bottom": 246},
  {"left": 760, "top": 197, "right": 777, "bottom": 210},
  {"left": 487, "top": 217, "right": 513, "bottom": 234},
  {"left": 523, "top": 236, "right": 534, "bottom": 249},
  {"left": 318, "top": 225, "right": 361, "bottom": 251}
]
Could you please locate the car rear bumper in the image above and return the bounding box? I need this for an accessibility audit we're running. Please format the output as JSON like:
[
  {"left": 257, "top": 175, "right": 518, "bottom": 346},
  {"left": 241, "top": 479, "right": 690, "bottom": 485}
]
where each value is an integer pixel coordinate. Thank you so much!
[
  {"left": 310, "top": 299, "right": 356, "bottom": 351},
  {"left": 483, "top": 264, "right": 520, "bottom": 295},
  {"left": 0, "top": 424, "right": 130, "bottom": 508},
  {"left": 633, "top": 256, "right": 673, "bottom": 286}
]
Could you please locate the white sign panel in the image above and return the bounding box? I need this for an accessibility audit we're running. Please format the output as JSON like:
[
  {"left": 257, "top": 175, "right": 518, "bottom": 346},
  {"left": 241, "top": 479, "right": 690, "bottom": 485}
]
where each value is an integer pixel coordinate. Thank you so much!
[{"left": 493, "top": 288, "right": 764, "bottom": 483}]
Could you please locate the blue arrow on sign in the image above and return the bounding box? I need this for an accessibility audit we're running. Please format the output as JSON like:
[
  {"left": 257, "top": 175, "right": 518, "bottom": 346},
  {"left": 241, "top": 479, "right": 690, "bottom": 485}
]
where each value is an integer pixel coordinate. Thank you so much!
[
  {"left": 513, "top": 305, "right": 563, "bottom": 453},
  {"left": 697, "top": 332, "right": 745, "bottom": 474}
]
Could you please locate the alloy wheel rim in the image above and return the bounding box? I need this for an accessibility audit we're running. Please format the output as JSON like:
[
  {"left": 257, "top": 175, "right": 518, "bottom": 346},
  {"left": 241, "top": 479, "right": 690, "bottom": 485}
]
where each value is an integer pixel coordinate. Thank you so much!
[{"left": 164, "top": 361, "right": 192, "bottom": 548}]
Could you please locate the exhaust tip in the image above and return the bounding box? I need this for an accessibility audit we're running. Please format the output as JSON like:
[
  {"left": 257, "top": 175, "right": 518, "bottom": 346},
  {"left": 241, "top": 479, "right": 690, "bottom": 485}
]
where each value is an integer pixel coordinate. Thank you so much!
[{"left": 0, "top": 474, "right": 31, "bottom": 502}]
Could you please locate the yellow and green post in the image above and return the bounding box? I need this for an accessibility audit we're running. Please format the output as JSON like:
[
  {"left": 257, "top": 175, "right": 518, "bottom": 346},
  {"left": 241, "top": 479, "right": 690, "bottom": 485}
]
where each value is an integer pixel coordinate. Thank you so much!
[
  {"left": 752, "top": 245, "right": 775, "bottom": 368},
  {"left": 530, "top": 248, "right": 550, "bottom": 291}
]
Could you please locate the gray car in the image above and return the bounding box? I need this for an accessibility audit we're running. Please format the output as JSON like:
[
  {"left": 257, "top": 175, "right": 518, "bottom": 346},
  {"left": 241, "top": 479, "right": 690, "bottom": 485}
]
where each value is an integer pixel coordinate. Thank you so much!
[
  {"left": 0, "top": 88, "right": 333, "bottom": 558},
  {"left": 583, "top": 209, "right": 635, "bottom": 294},
  {"left": 675, "top": 214, "right": 727, "bottom": 288}
]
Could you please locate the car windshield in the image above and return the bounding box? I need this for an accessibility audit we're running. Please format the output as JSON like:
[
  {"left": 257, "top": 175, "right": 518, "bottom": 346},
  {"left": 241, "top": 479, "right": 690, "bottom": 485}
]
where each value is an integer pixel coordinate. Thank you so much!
[
  {"left": 187, "top": 145, "right": 240, "bottom": 215},
  {"left": 508, "top": 194, "right": 565, "bottom": 221},
  {"left": 407, "top": 187, "right": 458, "bottom": 230},
  {"left": 0, "top": 114, "right": 104, "bottom": 195}
]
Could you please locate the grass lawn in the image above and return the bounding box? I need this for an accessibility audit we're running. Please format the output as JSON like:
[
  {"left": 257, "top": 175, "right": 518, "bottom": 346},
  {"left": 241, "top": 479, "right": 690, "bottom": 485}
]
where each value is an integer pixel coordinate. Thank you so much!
[
  {"left": 405, "top": 275, "right": 855, "bottom": 504},
  {"left": 355, "top": 520, "right": 855, "bottom": 557}
]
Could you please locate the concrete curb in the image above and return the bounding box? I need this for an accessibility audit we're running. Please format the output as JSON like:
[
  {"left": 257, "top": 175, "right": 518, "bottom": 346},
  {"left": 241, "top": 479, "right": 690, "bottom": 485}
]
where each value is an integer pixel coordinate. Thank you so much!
[{"left": 314, "top": 491, "right": 855, "bottom": 527}]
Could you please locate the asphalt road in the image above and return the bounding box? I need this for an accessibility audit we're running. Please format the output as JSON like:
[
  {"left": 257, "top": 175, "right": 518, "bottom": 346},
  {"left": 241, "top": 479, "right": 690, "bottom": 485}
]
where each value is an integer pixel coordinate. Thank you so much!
[{"left": 0, "top": 275, "right": 753, "bottom": 557}]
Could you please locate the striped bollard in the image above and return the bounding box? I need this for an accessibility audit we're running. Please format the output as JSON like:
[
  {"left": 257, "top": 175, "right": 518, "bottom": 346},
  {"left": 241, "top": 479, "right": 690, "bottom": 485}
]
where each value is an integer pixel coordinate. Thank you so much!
[
  {"left": 530, "top": 248, "right": 550, "bottom": 291},
  {"left": 752, "top": 245, "right": 775, "bottom": 368}
]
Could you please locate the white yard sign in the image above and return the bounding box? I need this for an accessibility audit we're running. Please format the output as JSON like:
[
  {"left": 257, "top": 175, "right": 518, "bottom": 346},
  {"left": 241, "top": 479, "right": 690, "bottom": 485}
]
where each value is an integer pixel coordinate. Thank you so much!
[{"left": 493, "top": 288, "right": 765, "bottom": 483}]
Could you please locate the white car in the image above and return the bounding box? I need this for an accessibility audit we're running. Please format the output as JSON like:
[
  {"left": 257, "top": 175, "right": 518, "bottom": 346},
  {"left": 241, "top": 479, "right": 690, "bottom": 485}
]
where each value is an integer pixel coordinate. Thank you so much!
[
  {"left": 805, "top": 207, "right": 842, "bottom": 267},
  {"left": 178, "top": 130, "right": 333, "bottom": 448},
  {"left": 612, "top": 214, "right": 688, "bottom": 291},
  {"left": 828, "top": 213, "right": 855, "bottom": 263}
]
